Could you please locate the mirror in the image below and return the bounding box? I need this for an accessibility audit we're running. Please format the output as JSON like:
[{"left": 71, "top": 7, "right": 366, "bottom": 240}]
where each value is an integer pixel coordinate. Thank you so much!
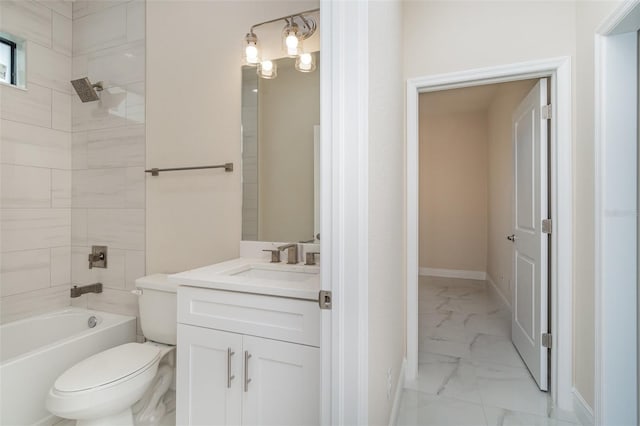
[{"left": 241, "top": 55, "right": 320, "bottom": 243}]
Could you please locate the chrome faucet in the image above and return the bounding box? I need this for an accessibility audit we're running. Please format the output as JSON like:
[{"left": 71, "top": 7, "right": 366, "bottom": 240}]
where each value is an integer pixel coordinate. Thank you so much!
[{"left": 277, "top": 243, "right": 298, "bottom": 264}]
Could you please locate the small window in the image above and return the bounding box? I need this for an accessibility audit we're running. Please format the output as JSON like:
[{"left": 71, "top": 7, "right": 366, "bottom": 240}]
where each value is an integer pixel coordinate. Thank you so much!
[{"left": 0, "top": 36, "right": 16, "bottom": 85}]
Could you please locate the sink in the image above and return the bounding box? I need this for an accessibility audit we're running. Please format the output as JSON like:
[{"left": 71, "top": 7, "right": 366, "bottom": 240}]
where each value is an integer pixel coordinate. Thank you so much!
[{"left": 228, "top": 265, "right": 317, "bottom": 282}]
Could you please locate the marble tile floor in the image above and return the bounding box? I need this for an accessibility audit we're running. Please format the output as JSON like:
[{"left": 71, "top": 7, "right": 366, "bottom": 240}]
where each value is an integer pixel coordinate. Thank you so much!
[{"left": 397, "top": 276, "right": 580, "bottom": 426}]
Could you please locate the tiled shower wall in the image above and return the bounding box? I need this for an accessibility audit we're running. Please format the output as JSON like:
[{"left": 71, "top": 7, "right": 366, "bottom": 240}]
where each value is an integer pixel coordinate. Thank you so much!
[
  {"left": 69, "top": 0, "right": 145, "bottom": 320},
  {"left": 0, "top": 0, "right": 73, "bottom": 323},
  {"left": 0, "top": 0, "right": 145, "bottom": 324}
]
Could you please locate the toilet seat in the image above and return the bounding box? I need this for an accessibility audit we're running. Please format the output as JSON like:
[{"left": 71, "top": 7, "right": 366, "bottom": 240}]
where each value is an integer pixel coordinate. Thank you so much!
[
  {"left": 53, "top": 343, "right": 161, "bottom": 393},
  {"left": 46, "top": 343, "right": 166, "bottom": 421}
]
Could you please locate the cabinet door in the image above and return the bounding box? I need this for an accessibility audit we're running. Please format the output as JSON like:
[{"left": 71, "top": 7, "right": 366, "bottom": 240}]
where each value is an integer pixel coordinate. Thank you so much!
[
  {"left": 242, "top": 336, "right": 320, "bottom": 426},
  {"left": 177, "top": 324, "right": 242, "bottom": 426}
]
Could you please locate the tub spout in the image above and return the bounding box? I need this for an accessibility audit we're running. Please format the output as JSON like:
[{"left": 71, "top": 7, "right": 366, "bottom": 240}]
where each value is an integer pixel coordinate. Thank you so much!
[{"left": 70, "top": 283, "right": 103, "bottom": 298}]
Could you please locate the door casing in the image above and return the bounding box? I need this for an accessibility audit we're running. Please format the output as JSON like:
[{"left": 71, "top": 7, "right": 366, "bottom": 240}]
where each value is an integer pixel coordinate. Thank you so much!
[
  {"left": 406, "top": 57, "right": 573, "bottom": 411},
  {"left": 594, "top": 1, "right": 640, "bottom": 425}
]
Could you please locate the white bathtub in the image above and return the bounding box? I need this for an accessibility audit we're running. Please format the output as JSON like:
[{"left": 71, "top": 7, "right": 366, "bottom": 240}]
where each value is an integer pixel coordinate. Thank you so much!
[{"left": 0, "top": 307, "right": 136, "bottom": 426}]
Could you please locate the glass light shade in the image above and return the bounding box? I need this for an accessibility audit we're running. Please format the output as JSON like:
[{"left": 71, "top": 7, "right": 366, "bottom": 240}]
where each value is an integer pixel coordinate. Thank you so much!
[
  {"left": 243, "top": 32, "right": 260, "bottom": 65},
  {"left": 257, "top": 60, "right": 277, "bottom": 79},
  {"left": 295, "top": 52, "right": 316, "bottom": 73},
  {"left": 283, "top": 25, "right": 302, "bottom": 57}
]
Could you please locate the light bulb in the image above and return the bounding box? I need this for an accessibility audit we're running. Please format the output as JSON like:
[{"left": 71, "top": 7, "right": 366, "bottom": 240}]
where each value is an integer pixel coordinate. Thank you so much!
[
  {"left": 286, "top": 32, "right": 298, "bottom": 49},
  {"left": 258, "top": 60, "right": 277, "bottom": 79},
  {"left": 245, "top": 44, "right": 258, "bottom": 64},
  {"left": 300, "top": 53, "right": 312, "bottom": 65},
  {"left": 243, "top": 31, "right": 259, "bottom": 65},
  {"left": 295, "top": 52, "right": 316, "bottom": 73}
]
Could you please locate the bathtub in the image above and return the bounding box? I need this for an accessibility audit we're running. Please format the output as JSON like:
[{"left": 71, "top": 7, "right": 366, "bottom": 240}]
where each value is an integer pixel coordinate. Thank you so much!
[{"left": 0, "top": 307, "right": 136, "bottom": 426}]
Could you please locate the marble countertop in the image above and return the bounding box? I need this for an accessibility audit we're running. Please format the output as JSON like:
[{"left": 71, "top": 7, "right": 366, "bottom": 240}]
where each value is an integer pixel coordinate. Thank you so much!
[{"left": 168, "top": 257, "right": 321, "bottom": 300}]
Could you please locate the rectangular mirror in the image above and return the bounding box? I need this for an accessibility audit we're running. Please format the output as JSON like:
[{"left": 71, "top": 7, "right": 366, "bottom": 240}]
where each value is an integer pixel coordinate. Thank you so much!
[{"left": 241, "top": 55, "right": 320, "bottom": 243}]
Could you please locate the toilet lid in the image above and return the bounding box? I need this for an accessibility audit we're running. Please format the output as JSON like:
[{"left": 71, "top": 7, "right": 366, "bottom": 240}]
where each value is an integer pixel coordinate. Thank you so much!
[{"left": 54, "top": 343, "right": 161, "bottom": 392}]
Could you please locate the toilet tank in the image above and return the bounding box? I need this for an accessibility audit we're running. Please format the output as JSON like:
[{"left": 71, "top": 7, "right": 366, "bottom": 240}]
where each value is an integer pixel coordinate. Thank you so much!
[{"left": 135, "top": 274, "right": 177, "bottom": 345}]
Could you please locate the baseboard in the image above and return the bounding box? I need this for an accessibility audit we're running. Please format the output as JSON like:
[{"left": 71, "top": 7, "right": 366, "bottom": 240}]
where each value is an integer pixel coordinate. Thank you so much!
[
  {"left": 389, "top": 358, "right": 407, "bottom": 426},
  {"left": 419, "top": 267, "right": 486, "bottom": 281},
  {"left": 572, "top": 388, "right": 594, "bottom": 426},
  {"left": 486, "top": 274, "right": 512, "bottom": 312}
]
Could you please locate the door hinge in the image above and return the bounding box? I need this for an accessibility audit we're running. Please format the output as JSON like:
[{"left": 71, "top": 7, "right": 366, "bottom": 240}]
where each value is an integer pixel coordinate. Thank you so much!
[
  {"left": 542, "top": 219, "right": 552, "bottom": 234},
  {"left": 319, "top": 290, "right": 332, "bottom": 310},
  {"left": 542, "top": 333, "right": 552, "bottom": 348},
  {"left": 541, "top": 104, "right": 552, "bottom": 120}
]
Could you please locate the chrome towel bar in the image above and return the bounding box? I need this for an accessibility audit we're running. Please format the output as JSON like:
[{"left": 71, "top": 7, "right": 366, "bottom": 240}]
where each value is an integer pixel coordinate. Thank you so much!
[{"left": 145, "top": 163, "right": 233, "bottom": 176}]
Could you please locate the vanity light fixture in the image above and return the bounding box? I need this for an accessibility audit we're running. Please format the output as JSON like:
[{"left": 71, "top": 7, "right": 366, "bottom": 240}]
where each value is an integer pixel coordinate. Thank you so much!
[{"left": 243, "top": 8, "right": 319, "bottom": 79}]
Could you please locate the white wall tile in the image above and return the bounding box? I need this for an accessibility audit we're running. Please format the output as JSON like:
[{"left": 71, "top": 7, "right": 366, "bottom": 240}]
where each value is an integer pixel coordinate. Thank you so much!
[
  {"left": 1, "top": 119, "right": 71, "bottom": 169},
  {"left": 71, "top": 245, "right": 125, "bottom": 288},
  {"left": 0, "top": 0, "right": 53, "bottom": 48},
  {"left": 125, "top": 82, "right": 145, "bottom": 124},
  {"left": 86, "top": 287, "right": 138, "bottom": 317},
  {"left": 72, "top": 0, "right": 128, "bottom": 20},
  {"left": 51, "top": 245, "right": 71, "bottom": 286},
  {"left": 27, "top": 41, "right": 72, "bottom": 93},
  {"left": 0, "top": 284, "right": 70, "bottom": 323},
  {"left": 52, "top": 169, "right": 71, "bottom": 207},
  {"left": 86, "top": 41, "right": 144, "bottom": 88},
  {"left": 72, "top": 168, "right": 125, "bottom": 208},
  {"left": 125, "top": 167, "right": 145, "bottom": 208},
  {"left": 85, "top": 125, "right": 145, "bottom": 168},
  {"left": 126, "top": 1, "right": 145, "bottom": 42},
  {"left": 0, "top": 249, "right": 51, "bottom": 297},
  {"left": 37, "top": 0, "right": 73, "bottom": 19},
  {"left": 73, "top": 4, "right": 127, "bottom": 55},
  {"left": 72, "top": 54, "right": 88, "bottom": 80},
  {"left": 70, "top": 292, "right": 88, "bottom": 308},
  {"left": 0, "top": 84, "right": 52, "bottom": 128},
  {"left": 52, "top": 91, "right": 71, "bottom": 131},
  {"left": 52, "top": 11, "right": 72, "bottom": 56},
  {"left": 71, "top": 209, "right": 88, "bottom": 246},
  {"left": 71, "top": 87, "right": 128, "bottom": 131},
  {"left": 124, "top": 249, "right": 145, "bottom": 289},
  {"left": 1, "top": 164, "right": 51, "bottom": 208},
  {"left": 87, "top": 208, "right": 144, "bottom": 250},
  {"left": 1, "top": 209, "right": 71, "bottom": 252},
  {"left": 71, "top": 132, "right": 88, "bottom": 169}
]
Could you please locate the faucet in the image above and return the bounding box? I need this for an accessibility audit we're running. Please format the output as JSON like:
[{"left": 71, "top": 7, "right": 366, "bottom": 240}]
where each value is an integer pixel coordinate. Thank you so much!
[
  {"left": 277, "top": 243, "right": 299, "bottom": 264},
  {"left": 70, "top": 283, "right": 103, "bottom": 298}
]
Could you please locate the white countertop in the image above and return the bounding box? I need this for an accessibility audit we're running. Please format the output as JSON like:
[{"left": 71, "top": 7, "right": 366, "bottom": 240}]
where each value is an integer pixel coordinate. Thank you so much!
[{"left": 168, "top": 257, "right": 321, "bottom": 300}]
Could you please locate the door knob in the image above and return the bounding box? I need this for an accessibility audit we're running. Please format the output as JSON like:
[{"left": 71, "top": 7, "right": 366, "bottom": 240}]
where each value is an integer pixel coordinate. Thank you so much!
[{"left": 507, "top": 234, "right": 516, "bottom": 242}]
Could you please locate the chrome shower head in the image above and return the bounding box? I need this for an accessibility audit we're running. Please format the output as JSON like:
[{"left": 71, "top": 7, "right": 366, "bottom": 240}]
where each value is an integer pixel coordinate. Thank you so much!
[{"left": 70, "top": 77, "right": 103, "bottom": 102}]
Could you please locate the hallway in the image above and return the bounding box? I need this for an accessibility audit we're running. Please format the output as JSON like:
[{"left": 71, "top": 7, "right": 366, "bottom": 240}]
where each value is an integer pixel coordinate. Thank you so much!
[{"left": 397, "top": 276, "right": 579, "bottom": 426}]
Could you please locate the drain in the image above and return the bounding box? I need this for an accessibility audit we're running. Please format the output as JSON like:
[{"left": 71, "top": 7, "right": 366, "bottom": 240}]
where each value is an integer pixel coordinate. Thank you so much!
[{"left": 88, "top": 316, "right": 98, "bottom": 328}]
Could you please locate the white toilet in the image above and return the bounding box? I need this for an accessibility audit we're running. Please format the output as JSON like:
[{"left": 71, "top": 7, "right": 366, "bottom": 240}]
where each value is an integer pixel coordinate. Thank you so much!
[{"left": 46, "top": 274, "right": 176, "bottom": 426}]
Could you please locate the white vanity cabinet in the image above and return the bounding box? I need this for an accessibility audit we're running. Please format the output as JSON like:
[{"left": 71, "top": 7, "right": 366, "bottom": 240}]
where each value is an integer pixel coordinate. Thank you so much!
[{"left": 176, "top": 285, "right": 320, "bottom": 426}]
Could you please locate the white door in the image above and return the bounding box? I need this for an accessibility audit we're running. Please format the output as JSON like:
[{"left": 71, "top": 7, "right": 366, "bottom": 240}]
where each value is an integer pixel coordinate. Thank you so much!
[
  {"left": 177, "top": 324, "right": 243, "bottom": 426},
  {"left": 242, "top": 335, "right": 320, "bottom": 426},
  {"left": 511, "top": 79, "right": 549, "bottom": 391}
]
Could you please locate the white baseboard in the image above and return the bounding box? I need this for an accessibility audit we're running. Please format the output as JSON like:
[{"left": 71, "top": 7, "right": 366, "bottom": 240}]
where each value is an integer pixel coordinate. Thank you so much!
[
  {"left": 486, "top": 274, "right": 512, "bottom": 312},
  {"left": 419, "top": 267, "right": 486, "bottom": 281},
  {"left": 573, "top": 389, "right": 594, "bottom": 426},
  {"left": 389, "top": 358, "right": 407, "bottom": 426}
]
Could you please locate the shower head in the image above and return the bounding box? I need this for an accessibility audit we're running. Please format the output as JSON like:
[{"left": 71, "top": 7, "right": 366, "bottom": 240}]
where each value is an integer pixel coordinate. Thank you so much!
[{"left": 70, "top": 77, "right": 103, "bottom": 102}]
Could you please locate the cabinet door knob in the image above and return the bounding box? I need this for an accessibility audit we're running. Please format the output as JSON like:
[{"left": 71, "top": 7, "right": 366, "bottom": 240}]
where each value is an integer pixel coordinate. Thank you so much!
[
  {"left": 244, "top": 351, "right": 252, "bottom": 392},
  {"left": 227, "top": 348, "right": 235, "bottom": 388}
]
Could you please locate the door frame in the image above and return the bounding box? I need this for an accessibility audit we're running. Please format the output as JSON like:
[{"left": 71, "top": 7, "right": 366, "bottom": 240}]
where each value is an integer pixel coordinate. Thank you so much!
[
  {"left": 406, "top": 57, "right": 574, "bottom": 411},
  {"left": 594, "top": 1, "right": 640, "bottom": 425}
]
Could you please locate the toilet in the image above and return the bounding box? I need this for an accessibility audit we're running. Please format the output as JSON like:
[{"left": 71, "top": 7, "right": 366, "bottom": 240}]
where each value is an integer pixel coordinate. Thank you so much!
[{"left": 46, "top": 274, "right": 176, "bottom": 426}]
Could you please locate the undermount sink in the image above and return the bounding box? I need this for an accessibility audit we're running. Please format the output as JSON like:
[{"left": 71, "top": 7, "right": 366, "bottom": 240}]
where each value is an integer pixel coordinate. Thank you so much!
[{"left": 227, "top": 264, "right": 318, "bottom": 282}]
